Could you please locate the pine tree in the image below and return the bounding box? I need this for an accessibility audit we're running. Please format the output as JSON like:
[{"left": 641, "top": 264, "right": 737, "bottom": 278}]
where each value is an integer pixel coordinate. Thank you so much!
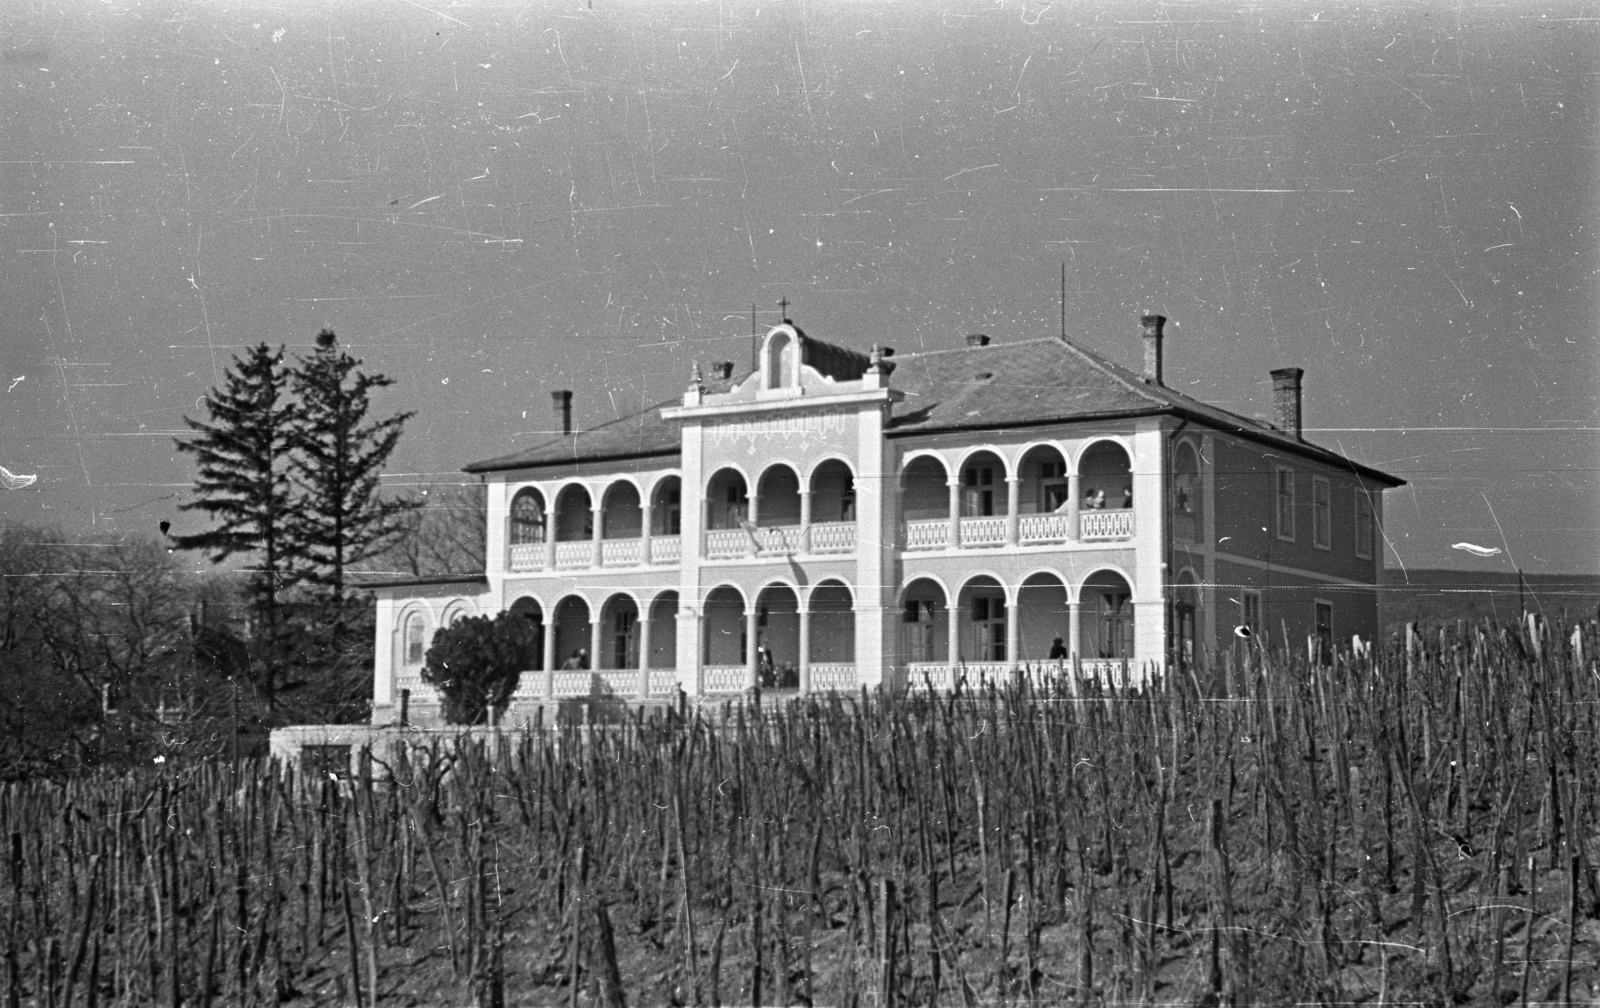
[
  {"left": 171, "top": 343, "right": 295, "bottom": 709},
  {"left": 285, "top": 328, "right": 417, "bottom": 617}
]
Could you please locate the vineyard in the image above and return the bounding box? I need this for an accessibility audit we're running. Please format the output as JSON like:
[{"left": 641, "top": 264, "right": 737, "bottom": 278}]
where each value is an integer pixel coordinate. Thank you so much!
[{"left": 4, "top": 618, "right": 1599, "bottom": 1007}]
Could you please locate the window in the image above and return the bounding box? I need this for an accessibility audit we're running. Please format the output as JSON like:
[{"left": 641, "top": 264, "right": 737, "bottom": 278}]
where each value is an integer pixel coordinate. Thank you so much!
[
  {"left": 969, "top": 596, "right": 1007, "bottom": 661},
  {"left": 1038, "top": 460, "right": 1070, "bottom": 512},
  {"left": 1275, "top": 467, "right": 1295, "bottom": 541},
  {"left": 1173, "top": 441, "right": 1201, "bottom": 541},
  {"left": 612, "top": 608, "right": 636, "bottom": 669},
  {"left": 1241, "top": 592, "right": 1262, "bottom": 636},
  {"left": 661, "top": 486, "right": 682, "bottom": 535},
  {"left": 1174, "top": 600, "right": 1196, "bottom": 670},
  {"left": 1355, "top": 493, "right": 1373, "bottom": 559},
  {"left": 403, "top": 613, "right": 427, "bottom": 664},
  {"left": 1311, "top": 477, "right": 1331, "bottom": 550},
  {"left": 902, "top": 600, "right": 938, "bottom": 662},
  {"left": 1314, "top": 602, "right": 1334, "bottom": 665},
  {"left": 1093, "top": 591, "right": 1134, "bottom": 659},
  {"left": 963, "top": 466, "right": 995, "bottom": 516}
]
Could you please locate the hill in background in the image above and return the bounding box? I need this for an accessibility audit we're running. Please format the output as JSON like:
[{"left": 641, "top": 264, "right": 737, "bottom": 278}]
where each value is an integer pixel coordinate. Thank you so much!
[{"left": 1379, "top": 566, "right": 1600, "bottom": 632}]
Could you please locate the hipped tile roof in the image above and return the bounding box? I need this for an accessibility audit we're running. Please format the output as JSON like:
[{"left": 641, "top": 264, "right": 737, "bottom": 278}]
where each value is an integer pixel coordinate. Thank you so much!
[{"left": 463, "top": 336, "right": 1402, "bottom": 486}]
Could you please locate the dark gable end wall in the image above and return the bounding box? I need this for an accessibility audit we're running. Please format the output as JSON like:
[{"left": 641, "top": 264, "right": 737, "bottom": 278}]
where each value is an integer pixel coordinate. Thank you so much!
[{"left": 1208, "top": 430, "right": 1382, "bottom": 656}]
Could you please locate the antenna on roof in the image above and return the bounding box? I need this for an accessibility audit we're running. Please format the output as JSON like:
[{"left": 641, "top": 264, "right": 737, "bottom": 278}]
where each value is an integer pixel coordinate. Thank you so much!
[{"left": 1060, "top": 263, "right": 1066, "bottom": 339}]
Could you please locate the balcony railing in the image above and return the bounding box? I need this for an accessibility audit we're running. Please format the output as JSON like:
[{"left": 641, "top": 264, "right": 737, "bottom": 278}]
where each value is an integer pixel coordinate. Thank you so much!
[
  {"left": 508, "top": 543, "right": 545, "bottom": 571},
  {"left": 810, "top": 521, "right": 856, "bottom": 553},
  {"left": 705, "top": 529, "right": 749, "bottom": 559},
  {"left": 553, "top": 541, "right": 592, "bottom": 568},
  {"left": 904, "top": 519, "right": 949, "bottom": 550},
  {"left": 702, "top": 523, "right": 858, "bottom": 559},
  {"left": 702, "top": 665, "right": 749, "bottom": 693},
  {"left": 808, "top": 663, "right": 858, "bottom": 691},
  {"left": 756, "top": 525, "right": 802, "bottom": 554},
  {"left": 959, "top": 516, "right": 1007, "bottom": 546},
  {"left": 1018, "top": 512, "right": 1072, "bottom": 543},
  {"left": 1079, "top": 509, "right": 1134, "bottom": 540},
  {"left": 651, "top": 536, "right": 681, "bottom": 564},
  {"left": 600, "top": 538, "right": 642, "bottom": 566}
]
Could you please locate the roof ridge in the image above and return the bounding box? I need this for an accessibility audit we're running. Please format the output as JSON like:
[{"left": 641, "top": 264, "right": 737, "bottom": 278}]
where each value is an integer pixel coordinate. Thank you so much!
[{"left": 894, "top": 335, "right": 1067, "bottom": 360}]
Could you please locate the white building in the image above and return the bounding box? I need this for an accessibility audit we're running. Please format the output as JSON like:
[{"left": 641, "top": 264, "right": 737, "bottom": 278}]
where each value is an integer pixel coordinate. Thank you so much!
[{"left": 367, "top": 314, "right": 1402, "bottom": 725}]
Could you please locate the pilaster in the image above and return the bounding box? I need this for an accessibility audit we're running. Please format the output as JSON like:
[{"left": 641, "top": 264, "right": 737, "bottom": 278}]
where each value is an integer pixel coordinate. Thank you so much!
[{"left": 1132, "top": 420, "right": 1169, "bottom": 681}]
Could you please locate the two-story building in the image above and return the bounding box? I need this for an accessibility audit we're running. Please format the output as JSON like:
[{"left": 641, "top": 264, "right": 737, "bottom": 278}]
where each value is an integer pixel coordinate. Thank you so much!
[{"left": 369, "top": 313, "right": 1402, "bottom": 725}]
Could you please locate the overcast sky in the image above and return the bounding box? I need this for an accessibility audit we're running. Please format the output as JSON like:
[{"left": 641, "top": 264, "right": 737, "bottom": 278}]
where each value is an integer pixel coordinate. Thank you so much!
[{"left": 1, "top": 0, "right": 1595, "bottom": 575}]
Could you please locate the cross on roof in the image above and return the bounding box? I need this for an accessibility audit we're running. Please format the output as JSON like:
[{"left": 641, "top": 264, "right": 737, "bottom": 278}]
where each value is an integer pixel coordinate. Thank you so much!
[{"left": 778, "top": 296, "right": 789, "bottom": 320}]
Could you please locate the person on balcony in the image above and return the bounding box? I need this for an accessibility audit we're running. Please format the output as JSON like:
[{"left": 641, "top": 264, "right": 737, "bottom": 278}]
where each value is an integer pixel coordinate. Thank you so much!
[
  {"left": 1084, "top": 488, "right": 1106, "bottom": 510},
  {"left": 1117, "top": 486, "right": 1133, "bottom": 509},
  {"left": 1048, "top": 637, "right": 1069, "bottom": 660},
  {"left": 560, "top": 648, "right": 588, "bottom": 670}
]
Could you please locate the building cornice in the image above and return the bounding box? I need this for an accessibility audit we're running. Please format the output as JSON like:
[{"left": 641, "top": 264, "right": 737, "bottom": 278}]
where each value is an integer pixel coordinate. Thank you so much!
[
  {"left": 362, "top": 574, "right": 490, "bottom": 592},
  {"left": 662, "top": 386, "right": 900, "bottom": 421}
]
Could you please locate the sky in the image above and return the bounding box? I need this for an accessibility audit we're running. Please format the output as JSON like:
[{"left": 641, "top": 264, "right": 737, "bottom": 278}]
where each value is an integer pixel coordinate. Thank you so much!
[{"left": 1, "top": 0, "right": 1595, "bottom": 575}]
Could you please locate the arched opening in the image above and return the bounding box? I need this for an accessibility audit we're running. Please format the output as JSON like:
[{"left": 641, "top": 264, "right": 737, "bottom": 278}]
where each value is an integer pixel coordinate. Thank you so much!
[
  {"left": 756, "top": 465, "right": 802, "bottom": 527},
  {"left": 959, "top": 451, "right": 1006, "bottom": 517},
  {"left": 1173, "top": 441, "right": 1201, "bottom": 541},
  {"left": 702, "top": 586, "right": 747, "bottom": 666},
  {"left": 957, "top": 576, "right": 1007, "bottom": 662},
  {"left": 900, "top": 456, "right": 948, "bottom": 520},
  {"left": 808, "top": 582, "right": 855, "bottom": 664},
  {"left": 553, "top": 485, "right": 594, "bottom": 541},
  {"left": 1016, "top": 573, "right": 1070, "bottom": 662},
  {"left": 646, "top": 592, "right": 679, "bottom": 669},
  {"left": 756, "top": 584, "right": 800, "bottom": 688},
  {"left": 1080, "top": 442, "right": 1133, "bottom": 511},
  {"left": 1018, "top": 445, "right": 1071, "bottom": 514},
  {"left": 600, "top": 481, "right": 642, "bottom": 539},
  {"left": 900, "top": 578, "right": 948, "bottom": 664},
  {"left": 598, "top": 594, "right": 640, "bottom": 669},
  {"left": 1080, "top": 571, "right": 1135, "bottom": 661},
  {"left": 509, "top": 597, "right": 545, "bottom": 671},
  {"left": 552, "top": 596, "right": 592, "bottom": 670},
  {"left": 705, "top": 469, "right": 749, "bottom": 530},
  {"left": 651, "top": 476, "right": 682, "bottom": 536},
  {"left": 810, "top": 459, "right": 856, "bottom": 523},
  {"left": 509, "top": 488, "right": 546, "bottom": 545},
  {"left": 766, "top": 330, "right": 793, "bottom": 389},
  {"left": 1173, "top": 572, "right": 1199, "bottom": 672}
]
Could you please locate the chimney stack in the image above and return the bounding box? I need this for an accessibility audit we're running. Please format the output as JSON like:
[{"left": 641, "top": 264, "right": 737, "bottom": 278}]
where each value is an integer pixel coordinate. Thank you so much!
[
  {"left": 551, "top": 390, "right": 572, "bottom": 435},
  {"left": 1270, "top": 367, "right": 1304, "bottom": 440},
  {"left": 1140, "top": 313, "right": 1166, "bottom": 385},
  {"left": 965, "top": 333, "right": 990, "bottom": 347}
]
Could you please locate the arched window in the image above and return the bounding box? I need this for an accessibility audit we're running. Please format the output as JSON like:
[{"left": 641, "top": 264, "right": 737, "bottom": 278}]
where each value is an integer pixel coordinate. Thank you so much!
[{"left": 510, "top": 488, "right": 546, "bottom": 545}]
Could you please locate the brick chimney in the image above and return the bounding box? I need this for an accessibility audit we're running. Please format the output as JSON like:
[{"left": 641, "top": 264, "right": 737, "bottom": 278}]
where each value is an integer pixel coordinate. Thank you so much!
[
  {"left": 965, "top": 333, "right": 990, "bottom": 347},
  {"left": 1270, "top": 367, "right": 1304, "bottom": 440},
  {"left": 1140, "top": 313, "right": 1166, "bottom": 385},
  {"left": 551, "top": 390, "right": 572, "bottom": 435}
]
